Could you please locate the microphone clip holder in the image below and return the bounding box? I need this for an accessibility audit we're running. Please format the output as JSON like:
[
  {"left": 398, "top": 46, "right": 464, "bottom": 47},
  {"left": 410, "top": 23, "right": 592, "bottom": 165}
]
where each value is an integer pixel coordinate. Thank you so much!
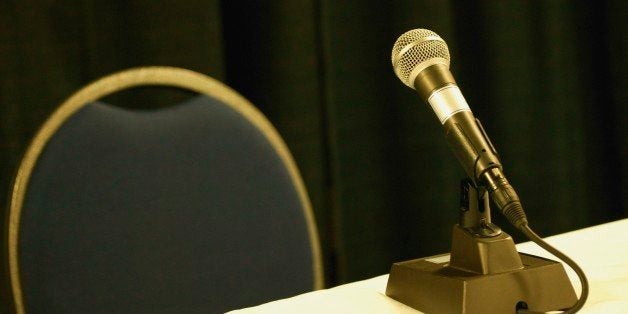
[
  {"left": 458, "top": 178, "right": 502, "bottom": 238},
  {"left": 385, "top": 178, "right": 577, "bottom": 313}
]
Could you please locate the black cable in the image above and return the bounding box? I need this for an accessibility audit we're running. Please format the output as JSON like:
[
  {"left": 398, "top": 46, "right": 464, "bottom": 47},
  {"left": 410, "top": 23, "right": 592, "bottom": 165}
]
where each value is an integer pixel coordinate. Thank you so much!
[{"left": 516, "top": 224, "right": 590, "bottom": 314}]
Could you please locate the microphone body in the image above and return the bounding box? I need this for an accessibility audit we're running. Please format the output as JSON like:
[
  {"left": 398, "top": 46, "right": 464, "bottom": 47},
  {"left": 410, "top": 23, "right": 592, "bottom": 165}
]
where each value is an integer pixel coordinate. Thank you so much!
[{"left": 404, "top": 56, "right": 528, "bottom": 228}]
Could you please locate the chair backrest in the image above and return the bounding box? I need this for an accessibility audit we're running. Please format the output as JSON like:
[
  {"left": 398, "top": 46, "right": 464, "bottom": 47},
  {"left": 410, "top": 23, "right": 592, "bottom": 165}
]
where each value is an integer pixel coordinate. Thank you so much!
[{"left": 6, "top": 67, "right": 323, "bottom": 313}]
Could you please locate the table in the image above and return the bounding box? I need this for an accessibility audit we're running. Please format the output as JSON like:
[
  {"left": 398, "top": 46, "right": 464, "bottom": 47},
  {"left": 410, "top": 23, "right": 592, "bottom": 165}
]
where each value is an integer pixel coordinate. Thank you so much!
[{"left": 229, "top": 218, "right": 628, "bottom": 313}]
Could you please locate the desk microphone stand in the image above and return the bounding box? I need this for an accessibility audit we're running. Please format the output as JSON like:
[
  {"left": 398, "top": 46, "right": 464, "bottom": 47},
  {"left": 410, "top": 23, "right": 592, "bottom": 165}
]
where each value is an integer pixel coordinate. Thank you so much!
[{"left": 386, "top": 179, "right": 577, "bottom": 313}]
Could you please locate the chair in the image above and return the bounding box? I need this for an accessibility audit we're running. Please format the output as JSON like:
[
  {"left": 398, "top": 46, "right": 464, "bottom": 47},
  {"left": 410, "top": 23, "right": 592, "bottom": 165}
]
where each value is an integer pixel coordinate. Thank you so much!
[{"left": 6, "top": 67, "right": 323, "bottom": 313}]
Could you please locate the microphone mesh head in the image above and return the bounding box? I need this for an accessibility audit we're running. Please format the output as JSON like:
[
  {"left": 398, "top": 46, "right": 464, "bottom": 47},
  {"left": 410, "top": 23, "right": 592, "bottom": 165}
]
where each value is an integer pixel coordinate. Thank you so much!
[{"left": 391, "top": 29, "right": 450, "bottom": 88}]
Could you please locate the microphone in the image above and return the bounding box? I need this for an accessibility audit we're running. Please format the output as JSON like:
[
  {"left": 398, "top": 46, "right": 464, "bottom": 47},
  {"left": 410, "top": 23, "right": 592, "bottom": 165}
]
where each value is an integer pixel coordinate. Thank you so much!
[
  {"left": 387, "top": 29, "right": 589, "bottom": 313},
  {"left": 391, "top": 29, "right": 528, "bottom": 229}
]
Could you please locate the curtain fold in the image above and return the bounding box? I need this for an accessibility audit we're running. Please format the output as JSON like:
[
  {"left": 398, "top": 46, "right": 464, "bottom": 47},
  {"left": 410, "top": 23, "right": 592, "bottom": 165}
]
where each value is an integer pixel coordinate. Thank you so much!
[{"left": 1, "top": 2, "right": 626, "bottom": 304}]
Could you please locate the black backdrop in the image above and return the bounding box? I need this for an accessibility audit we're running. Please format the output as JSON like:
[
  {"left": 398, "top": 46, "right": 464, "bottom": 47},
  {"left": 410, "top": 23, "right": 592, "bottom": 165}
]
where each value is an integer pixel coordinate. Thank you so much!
[{"left": 1, "top": 0, "right": 627, "bottom": 308}]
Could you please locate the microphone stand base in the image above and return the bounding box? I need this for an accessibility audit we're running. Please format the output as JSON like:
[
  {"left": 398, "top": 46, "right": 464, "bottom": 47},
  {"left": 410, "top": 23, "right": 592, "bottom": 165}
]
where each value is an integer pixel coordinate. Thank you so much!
[{"left": 385, "top": 252, "right": 577, "bottom": 313}]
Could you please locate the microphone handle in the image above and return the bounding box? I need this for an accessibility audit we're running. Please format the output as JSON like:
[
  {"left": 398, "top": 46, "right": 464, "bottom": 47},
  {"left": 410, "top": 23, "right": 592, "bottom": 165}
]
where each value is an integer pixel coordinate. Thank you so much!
[
  {"left": 414, "top": 64, "right": 501, "bottom": 181},
  {"left": 413, "top": 64, "right": 528, "bottom": 228}
]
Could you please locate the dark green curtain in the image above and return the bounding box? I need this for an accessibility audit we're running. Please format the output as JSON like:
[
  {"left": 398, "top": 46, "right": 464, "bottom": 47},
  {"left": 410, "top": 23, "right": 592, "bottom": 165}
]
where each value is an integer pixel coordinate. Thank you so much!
[{"left": 2, "top": 0, "right": 627, "bottom": 309}]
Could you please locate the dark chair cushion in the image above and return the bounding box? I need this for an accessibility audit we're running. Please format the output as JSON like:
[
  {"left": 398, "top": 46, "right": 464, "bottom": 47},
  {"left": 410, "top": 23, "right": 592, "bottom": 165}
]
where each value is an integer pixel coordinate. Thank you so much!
[{"left": 19, "top": 95, "right": 314, "bottom": 313}]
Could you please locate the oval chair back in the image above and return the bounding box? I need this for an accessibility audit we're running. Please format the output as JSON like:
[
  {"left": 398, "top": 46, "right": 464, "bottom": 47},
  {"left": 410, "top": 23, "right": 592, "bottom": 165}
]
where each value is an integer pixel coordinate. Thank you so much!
[{"left": 7, "top": 67, "right": 323, "bottom": 313}]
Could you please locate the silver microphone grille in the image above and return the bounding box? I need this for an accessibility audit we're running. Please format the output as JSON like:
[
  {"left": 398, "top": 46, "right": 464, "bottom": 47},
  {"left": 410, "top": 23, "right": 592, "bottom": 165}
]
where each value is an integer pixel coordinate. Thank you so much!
[{"left": 391, "top": 29, "right": 451, "bottom": 88}]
